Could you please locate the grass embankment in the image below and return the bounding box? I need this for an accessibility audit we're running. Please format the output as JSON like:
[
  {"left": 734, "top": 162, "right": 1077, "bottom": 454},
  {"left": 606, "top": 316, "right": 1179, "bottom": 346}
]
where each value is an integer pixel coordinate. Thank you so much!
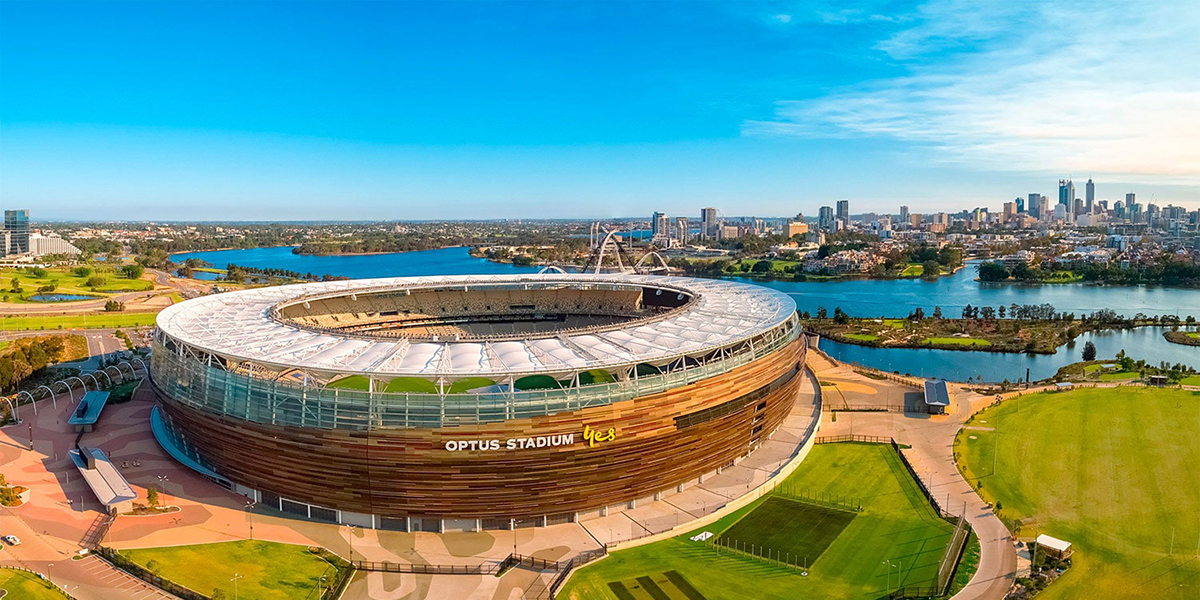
[
  {"left": 0, "top": 568, "right": 70, "bottom": 599},
  {"left": 120, "top": 541, "right": 344, "bottom": 600},
  {"left": 954, "top": 387, "right": 1200, "bottom": 600},
  {"left": 804, "top": 317, "right": 1098, "bottom": 353},
  {"left": 1, "top": 266, "right": 153, "bottom": 303},
  {"left": 0, "top": 313, "right": 159, "bottom": 331},
  {"left": 562, "top": 443, "right": 956, "bottom": 600}
]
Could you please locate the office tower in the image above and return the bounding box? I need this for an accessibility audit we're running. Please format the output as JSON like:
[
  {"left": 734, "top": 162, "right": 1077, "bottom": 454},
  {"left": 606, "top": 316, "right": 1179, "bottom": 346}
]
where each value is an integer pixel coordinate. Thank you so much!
[
  {"left": 899, "top": 205, "right": 909, "bottom": 223},
  {"left": 1058, "top": 180, "right": 1074, "bottom": 217},
  {"left": 1027, "top": 194, "right": 1043, "bottom": 219},
  {"left": 836, "top": 200, "right": 849, "bottom": 223},
  {"left": 785, "top": 221, "right": 808, "bottom": 238},
  {"left": 700, "top": 207, "right": 717, "bottom": 240},
  {"left": 651, "top": 212, "right": 670, "bottom": 244},
  {"left": 674, "top": 216, "right": 689, "bottom": 245},
  {"left": 818, "top": 206, "right": 835, "bottom": 230},
  {"left": 1125, "top": 192, "right": 1136, "bottom": 205},
  {"left": 1016, "top": 197, "right": 1025, "bottom": 213},
  {"left": 4, "top": 209, "right": 30, "bottom": 255},
  {"left": 1085, "top": 179, "right": 1095, "bottom": 213}
]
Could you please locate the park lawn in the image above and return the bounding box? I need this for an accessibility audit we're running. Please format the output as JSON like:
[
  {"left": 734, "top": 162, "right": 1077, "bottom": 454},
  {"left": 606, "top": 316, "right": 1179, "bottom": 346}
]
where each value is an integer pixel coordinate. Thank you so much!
[
  {"left": 924, "top": 337, "right": 991, "bottom": 347},
  {"left": 955, "top": 387, "right": 1200, "bottom": 600},
  {"left": 1096, "top": 371, "right": 1140, "bottom": 381},
  {"left": 562, "top": 443, "right": 955, "bottom": 600},
  {"left": 843, "top": 333, "right": 879, "bottom": 342},
  {"left": 0, "top": 568, "right": 70, "bottom": 599},
  {"left": 882, "top": 319, "right": 906, "bottom": 329},
  {"left": 900, "top": 263, "right": 924, "bottom": 277},
  {"left": 121, "top": 541, "right": 340, "bottom": 600},
  {"left": 1, "top": 266, "right": 153, "bottom": 302},
  {"left": 1180, "top": 375, "right": 1200, "bottom": 386},
  {"left": 0, "top": 312, "right": 159, "bottom": 331},
  {"left": 1187, "top": 332, "right": 1200, "bottom": 339}
]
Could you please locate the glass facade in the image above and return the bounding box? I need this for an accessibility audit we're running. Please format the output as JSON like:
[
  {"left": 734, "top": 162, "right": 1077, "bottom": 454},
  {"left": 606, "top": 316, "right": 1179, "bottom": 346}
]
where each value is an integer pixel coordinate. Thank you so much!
[
  {"left": 3, "top": 209, "right": 30, "bottom": 255},
  {"left": 151, "top": 314, "right": 800, "bottom": 430}
]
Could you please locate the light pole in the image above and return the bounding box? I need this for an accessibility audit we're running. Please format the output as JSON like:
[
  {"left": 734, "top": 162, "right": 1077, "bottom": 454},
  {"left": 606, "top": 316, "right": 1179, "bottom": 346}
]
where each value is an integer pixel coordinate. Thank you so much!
[
  {"left": 231, "top": 573, "right": 243, "bottom": 600},
  {"left": 157, "top": 475, "right": 169, "bottom": 507},
  {"left": 245, "top": 500, "right": 256, "bottom": 541},
  {"left": 344, "top": 525, "right": 358, "bottom": 564}
]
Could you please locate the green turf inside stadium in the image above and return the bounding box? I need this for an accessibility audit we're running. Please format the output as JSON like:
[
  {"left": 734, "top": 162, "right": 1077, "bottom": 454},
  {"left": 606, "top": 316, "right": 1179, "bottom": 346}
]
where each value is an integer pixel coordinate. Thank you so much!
[
  {"left": 561, "top": 443, "right": 955, "bottom": 600},
  {"left": 718, "top": 496, "right": 855, "bottom": 564},
  {"left": 956, "top": 387, "right": 1200, "bottom": 600}
]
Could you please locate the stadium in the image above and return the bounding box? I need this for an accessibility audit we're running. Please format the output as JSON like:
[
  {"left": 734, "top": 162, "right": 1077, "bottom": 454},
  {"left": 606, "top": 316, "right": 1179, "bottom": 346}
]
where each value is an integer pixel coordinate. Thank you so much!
[{"left": 149, "top": 273, "right": 807, "bottom": 532}]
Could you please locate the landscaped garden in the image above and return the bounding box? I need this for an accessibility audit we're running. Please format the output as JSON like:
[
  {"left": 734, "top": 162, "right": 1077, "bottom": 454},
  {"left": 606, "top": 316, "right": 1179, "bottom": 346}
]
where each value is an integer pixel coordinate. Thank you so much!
[
  {"left": 0, "top": 312, "right": 159, "bottom": 331},
  {"left": 561, "top": 443, "right": 961, "bottom": 600},
  {"left": 955, "top": 387, "right": 1200, "bottom": 600},
  {"left": 1, "top": 265, "right": 153, "bottom": 304},
  {"left": 119, "top": 540, "right": 347, "bottom": 600}
]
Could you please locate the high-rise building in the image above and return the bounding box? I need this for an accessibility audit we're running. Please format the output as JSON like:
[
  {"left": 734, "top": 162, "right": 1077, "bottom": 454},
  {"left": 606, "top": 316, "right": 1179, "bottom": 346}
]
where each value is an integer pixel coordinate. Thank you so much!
[
  {"left": 1058, "top": 180, "right": 1075, "bottom": 217},
  {"left": 899, "top": 205, "right": 909, "bottom": 223},
  {"left": 1028, "top": 194, "right": 1044, "bottom": 219},
  {"left": 836, "top": 200, "right": 849, "bottom": 223},
  {"left": 651, "top": 212, "right": 670, "bottom": 245},
  {"left": 1015, "top": 197, "right": 1025, "bottom": 213},
  {"left": 818, "top": 206, "right": 835, "bottom": 230},
  {"left": 1085, "top": 179, "right": 1095, "bottom": 213},
  {"left": 785, "top": 221, "right": 809, "bottom": 239},
  {"left": 4, "top": 209, "right": 30, "bottom": 255},
  {"left": 674, "top": 217, "right": 689, "bottom": 245},
  {"left": 700, "top": 207, "right": 718, "bottom": 240}
]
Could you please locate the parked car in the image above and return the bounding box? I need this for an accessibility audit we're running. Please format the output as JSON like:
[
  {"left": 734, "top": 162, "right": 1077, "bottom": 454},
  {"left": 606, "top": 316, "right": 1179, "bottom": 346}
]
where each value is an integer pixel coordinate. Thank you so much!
[{"left": 1, "top": 535, "right": 20, "bottom": 546}]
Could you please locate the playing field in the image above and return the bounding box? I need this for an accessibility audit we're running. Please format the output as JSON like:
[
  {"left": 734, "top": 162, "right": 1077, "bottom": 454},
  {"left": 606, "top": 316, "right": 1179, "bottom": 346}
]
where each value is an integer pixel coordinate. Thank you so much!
[
  {"left": 719, "top": 496, "right": 855, "bottom": 564},
  {"left": 561, "top": 443, "right": 956, "bottom": 600},
  {"left": 955, "top": 387, "right": 1200, "bottom": 600},
  {"left": 120, "top": 540, "right": 343, "bottom": 600}
]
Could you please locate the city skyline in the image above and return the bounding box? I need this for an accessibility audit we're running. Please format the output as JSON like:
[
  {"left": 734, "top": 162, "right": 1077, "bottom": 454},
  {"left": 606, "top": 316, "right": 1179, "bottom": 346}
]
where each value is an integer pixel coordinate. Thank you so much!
[{"left": 2, "top": 0, "right": 1198, "bottom": 220}]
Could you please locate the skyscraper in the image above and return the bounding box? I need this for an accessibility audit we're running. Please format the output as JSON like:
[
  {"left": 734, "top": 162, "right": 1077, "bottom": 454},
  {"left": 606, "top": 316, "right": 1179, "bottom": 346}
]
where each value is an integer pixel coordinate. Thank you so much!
[
  {"left": 818, "top": 206, "right": 835, "bottom": 230},
  {"left": 674, "top": 216, "right": 689, "bottom": 245},
  {"left": 1085, "top": 179, "right": 1095, "bottom": 213},
  {"left": 899, "top": 205, "right": 909, "bottom": 223},
  {"left": 836, "top": 200, "right": 849, "bottom": 223},
  {"left": 1058, "top": 179, "right": 1075, "bottom": 217},
  {"left": 4, "top": 209, "right": 30, "bottom": 255},
  {"left": 700, "top": 207, "right": 717, "bottom": 240},
  {"left": 651, "top": 212, "right": 670, "bottom": 245}
]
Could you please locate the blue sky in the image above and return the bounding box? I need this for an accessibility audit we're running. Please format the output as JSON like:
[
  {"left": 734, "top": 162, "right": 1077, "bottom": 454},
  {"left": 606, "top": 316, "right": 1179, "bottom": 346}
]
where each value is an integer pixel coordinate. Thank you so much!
[{"left": 1, "top": 0, "right": 1197, "bottom": 220}]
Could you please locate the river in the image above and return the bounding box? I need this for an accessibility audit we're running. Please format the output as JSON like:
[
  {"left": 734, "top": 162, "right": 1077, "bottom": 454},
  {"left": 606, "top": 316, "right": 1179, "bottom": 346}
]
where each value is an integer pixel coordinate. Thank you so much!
[{"left": 171, "top": 246, "right": 1199, "bottom": 379}]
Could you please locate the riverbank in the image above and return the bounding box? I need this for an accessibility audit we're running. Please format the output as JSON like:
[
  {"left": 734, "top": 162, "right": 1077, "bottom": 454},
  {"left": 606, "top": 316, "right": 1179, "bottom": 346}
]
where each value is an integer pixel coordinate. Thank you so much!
[
  {"left": 1164, "top": 330, "right": 1200, "bottom": 346},
  {"left": 802, "top": 316, "right": 1143, "bottom": 354}
]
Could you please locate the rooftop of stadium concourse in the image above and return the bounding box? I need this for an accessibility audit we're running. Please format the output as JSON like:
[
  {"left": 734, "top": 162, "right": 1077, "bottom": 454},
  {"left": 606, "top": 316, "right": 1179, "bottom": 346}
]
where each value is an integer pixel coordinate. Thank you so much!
[{"left": 155, "top": 274, "right": 796, "bottom": 379}]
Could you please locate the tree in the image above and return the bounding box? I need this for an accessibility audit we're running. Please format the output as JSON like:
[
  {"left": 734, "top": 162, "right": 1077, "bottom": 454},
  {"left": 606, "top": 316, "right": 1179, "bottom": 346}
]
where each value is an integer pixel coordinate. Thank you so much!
[
  {"left": 1082, "top": 341, "right": 1097, "bottom": 361},
  {"left": 977, "top": 261, "right": 1010, "bottom": 282},
  {"left": 921, "top": 260, "right": 940, "bottom": 280},
  {"left": 147, "top": 486, "right": 159, "bottom": 508},
  {"left": 816, "top": 307, "right": 827, "bottom": 320},
  {"left": 85, "top": 276, "right": 106, "bottom": 288},
  {"left": 9, "top": 278, "right": 20, "bottom": 294},
  {"left": 120, "top": 264, "right": 145, "bottom": 279},
  {"left": 751, "top": 260, "right": 773, "bottom": 273},
  {"left": 932, "top": 306, "right": 943, "bottom": 319},
  {"left": 833, "top": 307, "right": 849, "bottom": 324}
]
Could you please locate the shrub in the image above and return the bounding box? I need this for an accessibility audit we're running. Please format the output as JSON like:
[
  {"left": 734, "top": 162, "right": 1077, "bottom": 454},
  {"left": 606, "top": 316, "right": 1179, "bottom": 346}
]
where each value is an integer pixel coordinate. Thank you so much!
[{"left": 86, "top": 276, "right": 107, "bottom": 288}]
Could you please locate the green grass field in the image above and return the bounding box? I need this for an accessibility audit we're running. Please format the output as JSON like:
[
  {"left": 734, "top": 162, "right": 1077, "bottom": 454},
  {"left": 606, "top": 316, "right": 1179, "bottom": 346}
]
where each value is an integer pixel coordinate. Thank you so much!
[
  {"left": 0, "top": 312, "right": 159, "bottom": 331},
  {"left": 1181, "top": 375, "right": 1200, "bottom": 386},
  {"left": 1, "top": 266, "right": 153, "bottom": 303},
  {"left": 327, "top": 375, "right": 497, "bottom": 393},
  {"left": 843, "top": 333, "right": 879, "bottom": 342},
  {"left": 1096, "top": 371, "right": 1140, "bottom": 381},
  {"left": 955, "top": 387, "right": 1200, "bottom": 600},
  {"left": 924, "top": 337, "right": 991, "bottom": 347},
  {"left": 120, "top": 541, "right": 341, "bottom": 600},
  {"left": 899, "top": 263, "right": 924, "bottom": 277},
  {"left": 720, "top": 496, "right": 856, "bottom": 563},
  {"left": 561, "top": 443, "right": 955, "bottom": 600},
  {"left": 0, "top": 568, "right": 70, "bottom": 599}
]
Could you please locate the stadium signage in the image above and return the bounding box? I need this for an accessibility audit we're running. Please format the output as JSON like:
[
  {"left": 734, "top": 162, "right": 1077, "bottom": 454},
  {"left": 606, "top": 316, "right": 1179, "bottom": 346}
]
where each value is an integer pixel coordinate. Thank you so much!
[{"left": 443, "top": 424, "right": 616, "bottom": 452}]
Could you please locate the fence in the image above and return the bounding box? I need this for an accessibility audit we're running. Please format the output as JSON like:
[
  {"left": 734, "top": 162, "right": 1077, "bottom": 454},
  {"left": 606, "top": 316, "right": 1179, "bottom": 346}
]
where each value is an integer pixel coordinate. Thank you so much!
[
  {"left": 815, "top": 434, "right": 891, "bottom": 444},
  {"left": 0, "top": 565, "right": 80, "bottom": 600},
  {"left": 770, "top": 481, "right": 862, "bottom": 513},
  {"left": 704, "top": 536, "right": 810, "bottom": 571},
  {"left": 547, "top": 546, "right": 608, "bottom": 599},
  {"left": 354, "top": 560, "right": 502, "bottom": 575}
]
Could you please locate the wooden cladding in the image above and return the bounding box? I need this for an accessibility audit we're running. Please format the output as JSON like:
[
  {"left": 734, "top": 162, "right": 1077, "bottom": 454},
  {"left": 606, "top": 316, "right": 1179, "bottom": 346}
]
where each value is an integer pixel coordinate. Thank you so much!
[{"left": 156, "top": 338, "right": 807, "bottom": 520}]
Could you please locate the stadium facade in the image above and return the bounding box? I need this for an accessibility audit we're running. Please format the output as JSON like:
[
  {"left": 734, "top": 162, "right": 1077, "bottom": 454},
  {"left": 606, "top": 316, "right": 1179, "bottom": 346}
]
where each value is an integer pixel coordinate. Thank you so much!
[{"left": 150, "top": 273, "right": 807, "bottom": 531}]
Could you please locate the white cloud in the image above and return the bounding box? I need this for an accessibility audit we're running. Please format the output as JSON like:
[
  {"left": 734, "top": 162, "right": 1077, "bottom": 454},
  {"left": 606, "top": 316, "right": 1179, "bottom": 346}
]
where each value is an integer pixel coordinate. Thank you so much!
[{"left": 746, "top": 0, "right": 1200, "bottom": 186}]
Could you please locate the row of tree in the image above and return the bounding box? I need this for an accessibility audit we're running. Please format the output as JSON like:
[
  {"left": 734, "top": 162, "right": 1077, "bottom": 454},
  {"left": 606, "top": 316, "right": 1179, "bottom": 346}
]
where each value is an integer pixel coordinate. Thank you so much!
[{"left": 0, "top": 337, "right": 68, "bottom": 393}]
